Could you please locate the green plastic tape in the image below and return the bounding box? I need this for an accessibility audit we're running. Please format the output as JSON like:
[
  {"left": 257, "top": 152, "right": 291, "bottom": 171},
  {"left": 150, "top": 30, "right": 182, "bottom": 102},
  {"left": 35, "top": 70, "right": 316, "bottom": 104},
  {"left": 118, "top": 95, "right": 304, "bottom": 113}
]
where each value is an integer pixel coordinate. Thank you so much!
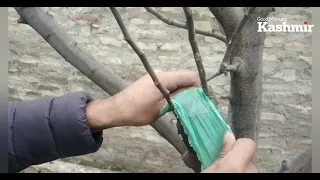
[{"left": 159, "top": 88, "right": 231, "bottom": 170}]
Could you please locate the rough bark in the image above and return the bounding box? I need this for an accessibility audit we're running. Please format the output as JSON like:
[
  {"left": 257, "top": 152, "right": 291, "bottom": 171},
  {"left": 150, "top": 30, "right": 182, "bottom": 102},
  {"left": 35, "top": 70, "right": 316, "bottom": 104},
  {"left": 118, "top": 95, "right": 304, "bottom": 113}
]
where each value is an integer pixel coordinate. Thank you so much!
[
  {"left": 209, "top": 7, "right": 273, "bottom": 143},
  {"left": 14, "top": 7, "right": 188, "bottom": 156},
  {"left": 280, "top": 146, "right": 312, "bottom": 173},
  {"left": 207, "top": 7, "right": 256, "bottom": 81}
]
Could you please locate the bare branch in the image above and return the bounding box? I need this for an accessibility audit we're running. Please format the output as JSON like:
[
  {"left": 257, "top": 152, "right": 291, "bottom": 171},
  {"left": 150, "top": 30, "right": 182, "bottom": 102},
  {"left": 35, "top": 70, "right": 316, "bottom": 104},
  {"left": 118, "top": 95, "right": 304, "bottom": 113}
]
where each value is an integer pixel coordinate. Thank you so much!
[
  {"left": 110, "top": 7, "right": 175, "bottom": 113},
  {"left": 280, "top": 146, "right": 312, "bottom": 173},
  {"left": 183, "top": 7, "right": 208, "bottom": 96},
  {"left": 110, "top": 7, "right": 201, "bottom": 171},
  {"left": 207, "top": 7, "right": 256, "bottom": 81},
  {"left": 14, "top": 7, "right": 188, "bottom": 157},
  {"left": 145, "top": 7, "right": 226, "bottom": 43}
]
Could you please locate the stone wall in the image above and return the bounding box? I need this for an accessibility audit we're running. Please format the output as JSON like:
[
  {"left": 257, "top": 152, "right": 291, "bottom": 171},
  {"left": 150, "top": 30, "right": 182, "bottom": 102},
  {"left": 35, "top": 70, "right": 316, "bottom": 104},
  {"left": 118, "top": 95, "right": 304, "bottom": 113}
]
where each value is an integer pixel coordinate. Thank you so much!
[{"left": 8, "top": 7, "right": 312, "bottom": 173}]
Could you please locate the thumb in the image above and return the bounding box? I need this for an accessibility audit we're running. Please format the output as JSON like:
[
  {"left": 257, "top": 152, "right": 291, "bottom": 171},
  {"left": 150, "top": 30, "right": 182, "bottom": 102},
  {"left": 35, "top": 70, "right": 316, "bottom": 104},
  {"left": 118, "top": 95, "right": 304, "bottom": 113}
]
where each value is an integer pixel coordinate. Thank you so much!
[
  {"left": 217, "top": 131, "right": 236, "bottom": 159},
  {"left": 201, "top": 131, "right": 236, "bottom": 173}
]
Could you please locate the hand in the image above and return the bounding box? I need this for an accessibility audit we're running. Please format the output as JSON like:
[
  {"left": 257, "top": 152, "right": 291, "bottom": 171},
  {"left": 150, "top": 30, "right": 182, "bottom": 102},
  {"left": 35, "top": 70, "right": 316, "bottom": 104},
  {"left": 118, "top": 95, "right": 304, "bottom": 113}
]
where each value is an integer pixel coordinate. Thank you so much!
[
  {"left": 202, "top": 131, "right": 258, "bottom": 173},
  {"left": 86, "top": 70, "right": 200, "bottom": 131}
]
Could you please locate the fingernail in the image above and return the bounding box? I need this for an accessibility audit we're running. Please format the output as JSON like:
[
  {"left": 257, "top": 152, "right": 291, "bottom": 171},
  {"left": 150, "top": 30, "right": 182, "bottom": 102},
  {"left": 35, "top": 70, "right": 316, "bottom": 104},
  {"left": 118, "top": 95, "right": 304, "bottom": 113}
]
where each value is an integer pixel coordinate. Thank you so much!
[{"left": 224, "top": 131, "right": 235, "bottom": 141}]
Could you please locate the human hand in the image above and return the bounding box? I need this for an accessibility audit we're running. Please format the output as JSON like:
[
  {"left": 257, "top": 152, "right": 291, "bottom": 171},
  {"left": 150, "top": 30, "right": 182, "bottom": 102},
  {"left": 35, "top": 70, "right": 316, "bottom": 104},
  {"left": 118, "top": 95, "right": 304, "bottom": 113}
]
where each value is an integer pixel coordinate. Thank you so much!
[
  {"left": 112, "top": 69, "right": 200, "bottom": 126},
  {"left": 86, "top": 70, "right": 200, "bottom": 131},
  {"left": 202, "top": 131, "right": 258, "bottom": 173}
]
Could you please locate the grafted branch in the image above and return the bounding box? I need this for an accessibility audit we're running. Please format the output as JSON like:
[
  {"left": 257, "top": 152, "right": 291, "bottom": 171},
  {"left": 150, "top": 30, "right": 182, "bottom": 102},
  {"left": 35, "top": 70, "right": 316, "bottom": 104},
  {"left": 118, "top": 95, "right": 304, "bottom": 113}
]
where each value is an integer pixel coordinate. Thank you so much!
[
  {"left": 110, "top": 7, "right": 175, "bottom": 112},
  {"left": 14, "top": 7, "right": 189, "bottom": 158},
  {"left": 110, "top": 7, "right": 200, "bottom": 172},
  {"left": 207, "top": 7, "right": 256, "bottom": 81},
  {"left": 207, "top": 7, "right": 273, "bottom": 143},
  {"left": 145, "top": 7, "right": 226, "bottom": 43},
  {"left": 183, "top": 7, "right": 208, "bottom": 96}
]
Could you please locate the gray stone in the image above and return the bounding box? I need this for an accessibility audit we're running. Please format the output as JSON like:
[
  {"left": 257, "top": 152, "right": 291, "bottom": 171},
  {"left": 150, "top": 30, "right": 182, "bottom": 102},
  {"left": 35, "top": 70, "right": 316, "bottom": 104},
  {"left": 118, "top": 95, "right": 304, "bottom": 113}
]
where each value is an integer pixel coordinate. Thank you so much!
[
  {"left": 100, "top": 37, "right": 123, "bottom": 47},
  {"left": 264, "top": 38, "right": 274, "bottom": 48},
  {"left": 129, "top": 18, "right": 146, "bottom": 25},
  {"left": 160, "top": 42, "right": 181, "bottom": 52},
  {"left": 149, "top": 19, "right": 163, "bottom": 25},
  {"left": 286, "top": 32, "right": 306, "bottom": 41}
]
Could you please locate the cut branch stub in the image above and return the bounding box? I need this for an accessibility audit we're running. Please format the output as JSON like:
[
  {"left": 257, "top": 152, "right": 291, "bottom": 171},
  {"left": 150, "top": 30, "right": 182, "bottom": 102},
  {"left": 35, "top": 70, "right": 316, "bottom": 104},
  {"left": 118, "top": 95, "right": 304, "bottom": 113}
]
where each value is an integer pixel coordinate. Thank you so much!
[{"left": 207, "top": 7, "right": 256, "bottom": 81}]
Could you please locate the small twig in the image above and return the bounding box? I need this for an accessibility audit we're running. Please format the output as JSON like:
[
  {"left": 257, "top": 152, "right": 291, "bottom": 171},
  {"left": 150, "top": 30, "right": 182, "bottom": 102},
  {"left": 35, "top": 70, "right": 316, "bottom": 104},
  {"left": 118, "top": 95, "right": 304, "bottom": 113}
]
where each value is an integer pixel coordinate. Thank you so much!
[
  {"left": 145, "top": 7, "right": 226, "bottom": 43},
  {"left": 183, "top": 7, "right": 208, "bottom": 96},
  {"left": 207, "top": 7, "right": 256, "bottom": 81},
  {"left": 110, "top": 7, "right": 175, "bottom": 112}
]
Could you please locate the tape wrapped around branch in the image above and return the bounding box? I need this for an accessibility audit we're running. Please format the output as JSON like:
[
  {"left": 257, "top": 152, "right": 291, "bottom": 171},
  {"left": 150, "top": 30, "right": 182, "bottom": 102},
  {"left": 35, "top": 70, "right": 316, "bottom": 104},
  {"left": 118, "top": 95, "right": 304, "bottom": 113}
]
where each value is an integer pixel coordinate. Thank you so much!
[{"left": 159, "top": 88, "right": 231, "bottom": 170}]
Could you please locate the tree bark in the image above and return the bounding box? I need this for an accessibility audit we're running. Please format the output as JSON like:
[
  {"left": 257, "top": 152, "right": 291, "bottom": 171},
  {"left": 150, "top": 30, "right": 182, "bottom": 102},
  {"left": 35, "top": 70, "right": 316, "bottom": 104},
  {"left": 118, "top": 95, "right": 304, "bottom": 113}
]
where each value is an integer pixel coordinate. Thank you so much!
[
  {"left": 280, "top": 146, "right": 312, "bottom": 173},
  {"left": 209, "top": 7, "right": 273, "bottom": 143}
]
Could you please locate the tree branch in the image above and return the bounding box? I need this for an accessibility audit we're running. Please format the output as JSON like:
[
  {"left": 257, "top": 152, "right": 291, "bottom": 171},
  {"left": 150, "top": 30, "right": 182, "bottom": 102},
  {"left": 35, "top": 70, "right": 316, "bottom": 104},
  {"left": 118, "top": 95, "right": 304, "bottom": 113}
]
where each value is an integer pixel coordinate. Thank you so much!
[
  {"left": 280, "top": 146, "right": 312, "bottom": 173},
  {"left": 207, "top": 7, "right": 256, "bottom": 81},
  {"left": 209, "top": 7, "right": 244, "bottom": 41},
  {"left": 145, "top": 7, "right": 226, "bottom": 43},
  {"left": 183, "top": 7, "right": 208, "bottom": 96},
  {"left": 110, "top": 7, "right": 175, "bottom": 112},
  {"left": 14, "top": 7, "right": 188, "bottom": 158},
  {"left": 110, "top": 7, "right": 200, "bottom": 172}
]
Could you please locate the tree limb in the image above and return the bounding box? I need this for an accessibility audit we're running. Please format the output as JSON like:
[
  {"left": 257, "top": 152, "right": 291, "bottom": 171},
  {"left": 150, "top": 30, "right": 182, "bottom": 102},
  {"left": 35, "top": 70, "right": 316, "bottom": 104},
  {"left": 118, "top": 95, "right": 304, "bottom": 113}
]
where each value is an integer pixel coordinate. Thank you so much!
[
  {"left": 183, "top": 7, "right": 208, "bottom": 96},
  {"left": 207, "top": 7, "right": 256, "bottom": 81},
  {"left": 14, "top": 7, "right": 188, "bottom": 157},
  {"left": 280, "top": 146, "right": 312, "bottom": 173},
  {"left": 110, "top": 7, "right": 175, "bottom": 112},
  {"left": 110, "top": 7, "right": 201, "bottom": 172},
  {"left": 209, "top": 7, "right": 244, "bottom": 41},
  {"left": 145, "top": 7, "right": 226, "bottom": 43}
]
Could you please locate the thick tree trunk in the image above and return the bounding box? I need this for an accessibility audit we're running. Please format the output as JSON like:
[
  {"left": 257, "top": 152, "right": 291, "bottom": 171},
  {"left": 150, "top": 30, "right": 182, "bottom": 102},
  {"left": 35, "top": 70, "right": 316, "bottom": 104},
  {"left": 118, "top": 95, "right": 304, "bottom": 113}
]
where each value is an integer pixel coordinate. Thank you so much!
[
  {"left": 209, "top": 7, "right": 273, "bottom": 142},
  {"left": 14, "top": 7, "right": 188, "bottom": 156}
]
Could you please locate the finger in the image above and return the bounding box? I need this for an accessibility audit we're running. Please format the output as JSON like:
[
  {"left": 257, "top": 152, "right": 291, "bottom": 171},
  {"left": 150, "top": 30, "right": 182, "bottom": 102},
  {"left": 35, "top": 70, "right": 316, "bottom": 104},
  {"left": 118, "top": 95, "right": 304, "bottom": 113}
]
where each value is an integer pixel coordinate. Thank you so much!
[
  {"left": 153, "top": 69, "right": 163, "bottom": 73},
  {"left": 159, "top": 70, "right": 201, "bottom": 92},
  {"left": 217, "top": 131, "right": 236, "bottom": 159},
  {"left": 223, "top": 138, "right": 256, "bottom": 171},
  {"left": 245, "top": 162, "right": 259, "bottom": 173},
  {"left": 201, "top": 131, "right": 236, "bottom": 173}
]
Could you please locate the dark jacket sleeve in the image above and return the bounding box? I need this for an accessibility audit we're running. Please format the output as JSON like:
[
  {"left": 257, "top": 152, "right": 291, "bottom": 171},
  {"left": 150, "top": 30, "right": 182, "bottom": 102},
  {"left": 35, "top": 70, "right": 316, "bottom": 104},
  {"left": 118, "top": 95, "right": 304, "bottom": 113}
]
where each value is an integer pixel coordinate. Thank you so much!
[{"left": 8, "top": 92, "right": 103, "bottom": 173}]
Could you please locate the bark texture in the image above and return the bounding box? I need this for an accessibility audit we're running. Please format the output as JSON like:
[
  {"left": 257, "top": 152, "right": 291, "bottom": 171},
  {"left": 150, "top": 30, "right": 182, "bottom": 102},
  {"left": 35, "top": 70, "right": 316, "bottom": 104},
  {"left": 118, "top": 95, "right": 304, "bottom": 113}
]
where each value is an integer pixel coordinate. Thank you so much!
[{"left": 209, "top": 7, "right": 273, "bottom": 142}]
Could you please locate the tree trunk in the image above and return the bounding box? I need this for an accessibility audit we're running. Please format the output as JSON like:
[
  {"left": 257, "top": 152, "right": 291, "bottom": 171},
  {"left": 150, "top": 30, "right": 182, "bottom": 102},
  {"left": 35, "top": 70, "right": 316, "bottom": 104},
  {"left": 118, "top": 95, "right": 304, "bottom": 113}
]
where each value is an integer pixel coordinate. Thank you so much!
[{"left": 209, "top": 7, "right": 273, "bottom": 143}]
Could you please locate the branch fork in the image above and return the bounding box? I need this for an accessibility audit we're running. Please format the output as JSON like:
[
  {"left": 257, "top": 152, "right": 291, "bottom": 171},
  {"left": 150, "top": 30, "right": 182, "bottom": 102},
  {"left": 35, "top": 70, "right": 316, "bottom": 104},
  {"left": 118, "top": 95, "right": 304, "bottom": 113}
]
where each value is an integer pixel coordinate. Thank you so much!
[{"left": 207, "top": 7, "right": 256, "bottom": 81}]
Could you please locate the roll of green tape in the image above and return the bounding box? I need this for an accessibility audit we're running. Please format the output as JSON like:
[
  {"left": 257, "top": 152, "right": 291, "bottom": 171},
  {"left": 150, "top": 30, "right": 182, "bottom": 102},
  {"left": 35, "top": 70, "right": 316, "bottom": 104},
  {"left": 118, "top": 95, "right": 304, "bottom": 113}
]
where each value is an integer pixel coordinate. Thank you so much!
[{"left": 159, "top": 88, "right": 231, "bottom": 170}]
